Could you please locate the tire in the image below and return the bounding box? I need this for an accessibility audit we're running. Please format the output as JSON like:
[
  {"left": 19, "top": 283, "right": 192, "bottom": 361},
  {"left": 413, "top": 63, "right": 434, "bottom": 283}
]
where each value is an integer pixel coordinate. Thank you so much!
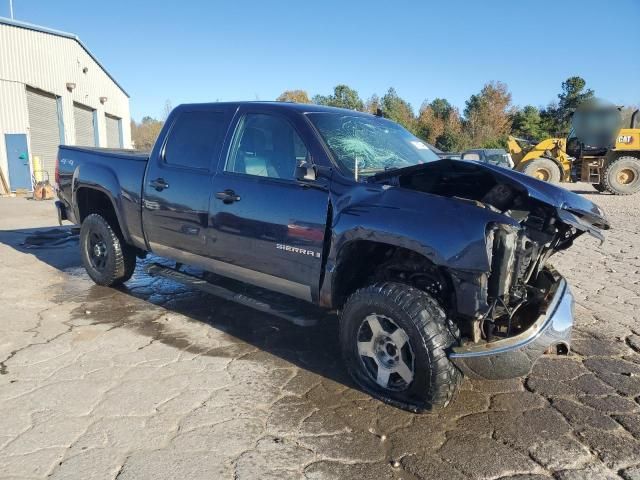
[
  {"left": 592, "top": 183, "right": 606, "bottom": 193},
  {"left": 339, "top": 282, "right": 461, "bottom": 412},
  {"left": 520, "top": 158, "right": 562, "bottom": 183},
  {"left": 603, "top": 155, "right": 640, "bottom": 195},
  {"left": 80, "top": 213, "right": 136, "bottom": 286}
]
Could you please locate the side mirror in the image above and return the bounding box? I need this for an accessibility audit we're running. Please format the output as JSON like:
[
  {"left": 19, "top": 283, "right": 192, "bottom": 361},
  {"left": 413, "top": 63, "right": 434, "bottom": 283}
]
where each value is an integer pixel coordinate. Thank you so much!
[{"left": 295, "top": 160, "right": 317, "bottom": 181}]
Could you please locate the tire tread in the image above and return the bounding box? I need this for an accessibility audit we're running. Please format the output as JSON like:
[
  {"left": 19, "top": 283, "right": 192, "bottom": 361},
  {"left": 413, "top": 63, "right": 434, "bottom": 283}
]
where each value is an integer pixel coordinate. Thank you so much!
[
  {"left": 341, "top": 282, "right": 462, "bottom": 412},
  {"left": 81, "top": 214, "right": 135, "bottom": 287},
  {"left": 603, "top": 155, "right": 640, "bottom": 196}
]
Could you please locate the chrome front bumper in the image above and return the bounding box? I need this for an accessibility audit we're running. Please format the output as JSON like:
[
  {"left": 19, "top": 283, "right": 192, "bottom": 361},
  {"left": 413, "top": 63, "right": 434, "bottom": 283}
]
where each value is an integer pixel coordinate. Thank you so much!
[{"left": 449, "top": 278, "right": 574, "bottom": 380}]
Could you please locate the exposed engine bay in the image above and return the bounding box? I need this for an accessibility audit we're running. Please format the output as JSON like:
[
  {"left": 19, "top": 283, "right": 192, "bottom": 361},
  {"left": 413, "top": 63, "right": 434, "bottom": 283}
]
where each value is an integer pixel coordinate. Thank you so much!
[{"left": 370, "top": 159, "right": 606, "bottom": 345}]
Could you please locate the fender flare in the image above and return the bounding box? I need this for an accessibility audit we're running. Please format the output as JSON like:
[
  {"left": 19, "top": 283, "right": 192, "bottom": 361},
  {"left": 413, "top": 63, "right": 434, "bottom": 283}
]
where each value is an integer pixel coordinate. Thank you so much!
[
  {"left": 318, "top": 177, "right": 525, "bottom": 311},
  {"left": 72, "top": 163, "right": 133, "bottom": 244}
]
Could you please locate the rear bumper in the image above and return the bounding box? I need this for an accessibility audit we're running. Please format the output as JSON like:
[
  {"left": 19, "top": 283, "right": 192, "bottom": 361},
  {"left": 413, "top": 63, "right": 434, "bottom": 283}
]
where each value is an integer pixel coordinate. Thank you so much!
[{"left": 449, "top": 276, "right": 574, "bottom": 380}]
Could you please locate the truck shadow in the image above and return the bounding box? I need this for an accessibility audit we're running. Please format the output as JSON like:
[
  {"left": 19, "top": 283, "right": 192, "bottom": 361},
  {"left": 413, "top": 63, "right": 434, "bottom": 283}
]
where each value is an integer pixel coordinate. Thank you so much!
[
  {"left": 0, "top": 226, "right": 81, "bottom": 270},
  {"left": 0, "top": 226, "right": 353, "bottom": 392}
]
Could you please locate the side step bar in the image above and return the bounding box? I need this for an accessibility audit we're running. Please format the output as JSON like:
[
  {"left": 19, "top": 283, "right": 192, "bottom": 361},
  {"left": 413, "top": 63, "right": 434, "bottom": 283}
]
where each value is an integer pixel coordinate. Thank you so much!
[{"left": 146, "top": 263, "right": 323, "bottom": 327}]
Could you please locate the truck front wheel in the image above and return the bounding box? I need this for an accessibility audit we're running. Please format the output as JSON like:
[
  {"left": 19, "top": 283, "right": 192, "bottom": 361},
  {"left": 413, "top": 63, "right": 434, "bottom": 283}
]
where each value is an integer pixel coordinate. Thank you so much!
[
  {"left": 80, "top": 213, "right": 136, "bottom": 286},
  {"left": 339, "top": 282, "right": 461, "bottom": 412}
]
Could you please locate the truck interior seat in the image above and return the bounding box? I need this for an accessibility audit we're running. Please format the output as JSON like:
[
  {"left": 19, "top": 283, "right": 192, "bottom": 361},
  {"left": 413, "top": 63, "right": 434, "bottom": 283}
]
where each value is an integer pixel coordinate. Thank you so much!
[{"left": 237, "top": 127, "right": 278, "bottom": 177}]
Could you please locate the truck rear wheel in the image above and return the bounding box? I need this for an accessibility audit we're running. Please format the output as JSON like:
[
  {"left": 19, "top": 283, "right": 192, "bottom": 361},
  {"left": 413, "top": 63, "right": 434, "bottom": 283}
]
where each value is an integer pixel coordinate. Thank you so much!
[
  {"left": 520, "top": 158, "right": 562, "bottom": 183},
  {"left": 339, "top": 282, "right": 461, "bottom": 412},
  {"left": 603, "top": 156, "right": 640, "bottom": 195},
  {"left": 80, "top": 213, "right": 136, "bottom": 286}
]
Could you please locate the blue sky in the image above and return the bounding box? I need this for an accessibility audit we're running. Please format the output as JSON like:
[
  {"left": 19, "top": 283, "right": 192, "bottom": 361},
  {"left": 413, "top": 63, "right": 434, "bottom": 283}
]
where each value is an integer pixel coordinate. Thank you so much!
[{"left": 2, "top": 0, "right": 638, "bottom": 120}]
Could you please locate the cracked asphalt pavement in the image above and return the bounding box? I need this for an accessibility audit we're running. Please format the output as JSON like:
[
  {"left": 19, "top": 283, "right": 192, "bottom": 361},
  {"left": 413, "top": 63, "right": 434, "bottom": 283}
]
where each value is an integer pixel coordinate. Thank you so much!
[{"left": 1, "top": 183, "right": 639, "bottom": 480}]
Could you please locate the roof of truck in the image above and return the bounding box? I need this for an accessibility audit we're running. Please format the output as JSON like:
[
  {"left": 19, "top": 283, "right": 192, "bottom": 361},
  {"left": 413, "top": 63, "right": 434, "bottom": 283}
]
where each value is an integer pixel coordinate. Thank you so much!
[{"left": 174, "top": 101, "right": 379, "bottom": 116}]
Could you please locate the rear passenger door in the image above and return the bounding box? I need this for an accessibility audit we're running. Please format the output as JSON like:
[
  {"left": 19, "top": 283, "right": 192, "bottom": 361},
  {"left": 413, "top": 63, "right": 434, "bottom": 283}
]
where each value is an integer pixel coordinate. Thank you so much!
[
  {"left": 208, "top": 108, "right": 330, "bottom": 302},
  {"left": 142, "top": 107, "right": 231, "bottom": 258}
]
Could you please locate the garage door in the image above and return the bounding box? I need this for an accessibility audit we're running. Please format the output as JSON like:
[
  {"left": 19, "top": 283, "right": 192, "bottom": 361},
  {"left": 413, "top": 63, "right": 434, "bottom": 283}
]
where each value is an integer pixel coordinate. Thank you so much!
[
  {"left": 26, "top": 87, "right": 62, "bottom": 180},
  {"left": 105, "top": 114, "right": 122, "bottom": 148},
  {"left": 73, "top": 102, "right": 96, "bottom": 147}
]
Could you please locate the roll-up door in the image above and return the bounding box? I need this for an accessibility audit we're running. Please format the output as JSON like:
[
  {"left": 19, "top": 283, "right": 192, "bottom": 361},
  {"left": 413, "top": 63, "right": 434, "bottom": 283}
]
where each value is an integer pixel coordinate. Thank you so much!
[
  {"left": 73, "top": 102, "right": 96, "bottom": 147},
  {"left": 105, "top": 114, "right": 122, "bottom": 148},
  {"left": 26, "top": 87, "right": 62, "bottom": 179}
]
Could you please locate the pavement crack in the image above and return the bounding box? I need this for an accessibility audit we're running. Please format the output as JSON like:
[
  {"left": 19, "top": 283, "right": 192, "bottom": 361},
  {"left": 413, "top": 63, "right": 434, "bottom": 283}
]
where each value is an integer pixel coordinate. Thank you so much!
[
  {"left": 0, "top": 310, "right": 76, "bottom": 377},
  {"left": 113, "top": 456, "right": 130, "bottom": 480}
]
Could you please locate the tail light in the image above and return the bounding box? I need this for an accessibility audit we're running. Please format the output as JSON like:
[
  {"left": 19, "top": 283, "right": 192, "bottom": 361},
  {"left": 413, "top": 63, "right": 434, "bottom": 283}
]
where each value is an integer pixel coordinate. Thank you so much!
[{"left": 54, "top": 156, "right": 60, "bottom": 186}]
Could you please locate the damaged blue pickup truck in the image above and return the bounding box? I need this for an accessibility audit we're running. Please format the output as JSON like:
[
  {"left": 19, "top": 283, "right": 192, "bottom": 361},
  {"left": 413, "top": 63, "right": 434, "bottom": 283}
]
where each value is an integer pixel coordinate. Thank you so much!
[{"left": 55, "top": 102, "right": 609, "bottom": 411}]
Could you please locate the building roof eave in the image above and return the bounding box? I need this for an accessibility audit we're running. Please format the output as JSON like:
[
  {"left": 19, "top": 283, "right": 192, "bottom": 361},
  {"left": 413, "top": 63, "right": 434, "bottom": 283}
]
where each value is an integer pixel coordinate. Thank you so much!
[{"left": 0, "top": 16, "right": 130, "bottom": 98}]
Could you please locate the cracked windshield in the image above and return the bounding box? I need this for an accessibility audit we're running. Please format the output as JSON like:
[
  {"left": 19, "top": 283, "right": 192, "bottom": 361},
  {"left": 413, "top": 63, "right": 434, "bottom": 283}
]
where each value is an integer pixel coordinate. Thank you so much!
[{"left": 307, "top": 112, "right": 440, "bottom": 179}]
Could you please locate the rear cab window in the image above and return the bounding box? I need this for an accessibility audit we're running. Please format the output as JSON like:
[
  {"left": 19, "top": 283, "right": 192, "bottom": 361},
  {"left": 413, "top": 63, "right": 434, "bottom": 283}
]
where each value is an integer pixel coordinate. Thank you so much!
[{"left": 163, "top": 110, "right": 227, "bottom": 170}]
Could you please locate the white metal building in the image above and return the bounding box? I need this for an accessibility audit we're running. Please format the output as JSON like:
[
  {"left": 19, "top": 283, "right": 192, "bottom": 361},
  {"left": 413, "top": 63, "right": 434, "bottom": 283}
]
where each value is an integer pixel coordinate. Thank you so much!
[{"left": 0, "top": 17, "right": 131, "bottom": 192}]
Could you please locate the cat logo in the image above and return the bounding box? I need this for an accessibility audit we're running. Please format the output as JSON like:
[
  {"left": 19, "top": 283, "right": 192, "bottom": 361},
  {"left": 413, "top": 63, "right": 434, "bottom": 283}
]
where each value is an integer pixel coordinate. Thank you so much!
[
  {"left": 276, "top": 243, "right": 321, "bottom": 258},
  {"left": 618, "top": 135, "right": 633, "bottom": 144}
]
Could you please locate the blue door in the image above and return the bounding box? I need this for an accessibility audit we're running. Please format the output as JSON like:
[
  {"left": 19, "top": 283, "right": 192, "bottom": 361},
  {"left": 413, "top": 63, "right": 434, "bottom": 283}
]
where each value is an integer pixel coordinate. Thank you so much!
[{"left": 5, "top": 134, "right": 31, "bottom": 191}]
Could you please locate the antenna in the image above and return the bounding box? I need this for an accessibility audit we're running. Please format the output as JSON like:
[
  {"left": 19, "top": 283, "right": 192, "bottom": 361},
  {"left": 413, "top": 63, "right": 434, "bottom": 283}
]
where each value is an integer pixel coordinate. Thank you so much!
[{"left": 9, "top": 0, "right": 14, "bottom": 19}]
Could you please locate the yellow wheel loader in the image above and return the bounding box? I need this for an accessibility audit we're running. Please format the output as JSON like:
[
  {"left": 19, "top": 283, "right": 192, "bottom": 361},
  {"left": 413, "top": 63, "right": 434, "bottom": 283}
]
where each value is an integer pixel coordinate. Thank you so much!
[
  {"left": 509, "top": 101, "right": 640, "bottom": 195},
  {"left": 507, "top": 136, "right": 571, "bottom": 183}
]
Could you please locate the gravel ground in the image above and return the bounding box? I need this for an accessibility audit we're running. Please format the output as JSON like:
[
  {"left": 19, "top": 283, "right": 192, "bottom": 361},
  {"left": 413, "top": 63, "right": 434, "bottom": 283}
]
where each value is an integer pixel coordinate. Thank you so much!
[{"left": 0, "top": 183, "right": 639, "bottom": 480}]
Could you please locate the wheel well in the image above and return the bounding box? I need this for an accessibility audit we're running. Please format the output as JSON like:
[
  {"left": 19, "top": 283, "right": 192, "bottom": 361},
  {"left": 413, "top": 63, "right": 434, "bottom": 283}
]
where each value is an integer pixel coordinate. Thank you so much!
[
  {"left": 332, "top": 241, "right": 454, "bottom": 311},
  {"left": 607, "top": 151, "right": 640, "bottom": 163},
  {"left": 604, "top": 152, "right": 640, "bottom": 175},
  {"left": 76, "top": 188, "right": 122, "bottom": 237}
]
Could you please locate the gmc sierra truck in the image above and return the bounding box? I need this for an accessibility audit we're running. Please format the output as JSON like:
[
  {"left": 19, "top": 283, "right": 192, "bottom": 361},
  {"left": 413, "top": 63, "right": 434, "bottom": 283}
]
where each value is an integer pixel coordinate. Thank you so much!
[{"left": 56, "top": 102, "right": 609, "bottom": 412}]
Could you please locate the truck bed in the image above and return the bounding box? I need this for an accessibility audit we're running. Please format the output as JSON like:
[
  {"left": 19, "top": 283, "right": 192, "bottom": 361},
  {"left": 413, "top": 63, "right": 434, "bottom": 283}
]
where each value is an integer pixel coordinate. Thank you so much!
[
  {"left": 56, "top": 145, "right": 150, "bottom": 250},
  {"left": 58, "top": 145, "right": 150, "bottom": 161}
]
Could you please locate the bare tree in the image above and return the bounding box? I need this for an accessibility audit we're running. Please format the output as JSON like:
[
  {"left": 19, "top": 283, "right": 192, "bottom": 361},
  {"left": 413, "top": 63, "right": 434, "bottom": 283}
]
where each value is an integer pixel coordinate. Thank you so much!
[
  {"left": 162, "top": 100, "right": 173, "bottom": 121},
  {"left": 131, "top": 116, "right": 164, "bottom": 151}
]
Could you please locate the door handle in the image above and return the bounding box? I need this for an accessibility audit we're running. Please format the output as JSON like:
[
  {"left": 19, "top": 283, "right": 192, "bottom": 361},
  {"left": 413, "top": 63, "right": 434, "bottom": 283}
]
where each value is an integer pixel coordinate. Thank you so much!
[
  {"left": 149, "top": 178, "right": 169, "bottom": 191},
  {"left": 215, "top": 189, "right": 241, "bottom": 204}
]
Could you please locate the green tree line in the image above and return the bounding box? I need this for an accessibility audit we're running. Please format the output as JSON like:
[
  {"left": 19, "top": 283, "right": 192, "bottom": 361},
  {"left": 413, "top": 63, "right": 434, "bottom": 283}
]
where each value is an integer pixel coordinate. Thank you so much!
[
  {"left": 277, "top": 76, "right": 600, "bottom": 152},
  {"left": 131, "top": 80, "right": 637, "bottom": 152}
]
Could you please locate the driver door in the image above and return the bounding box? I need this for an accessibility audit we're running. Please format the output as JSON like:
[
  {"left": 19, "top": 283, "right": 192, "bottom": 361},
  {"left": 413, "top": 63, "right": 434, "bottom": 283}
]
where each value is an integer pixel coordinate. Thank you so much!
[{"left": 208, "top": 108, "right": 330, "bottom": 301}]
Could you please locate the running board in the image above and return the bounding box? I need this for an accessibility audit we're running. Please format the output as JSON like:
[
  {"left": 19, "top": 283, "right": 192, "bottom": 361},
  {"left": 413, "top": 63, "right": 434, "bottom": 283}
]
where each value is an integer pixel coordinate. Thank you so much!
[{"left": 145, "top": 263, "right": 322, "bottom": 327}]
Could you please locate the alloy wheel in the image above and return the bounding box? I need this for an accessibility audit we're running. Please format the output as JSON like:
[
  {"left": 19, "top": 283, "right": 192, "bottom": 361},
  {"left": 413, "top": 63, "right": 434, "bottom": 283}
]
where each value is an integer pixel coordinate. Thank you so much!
[{"left": 356, "top": 314, "right": 415, "bottom": 391}]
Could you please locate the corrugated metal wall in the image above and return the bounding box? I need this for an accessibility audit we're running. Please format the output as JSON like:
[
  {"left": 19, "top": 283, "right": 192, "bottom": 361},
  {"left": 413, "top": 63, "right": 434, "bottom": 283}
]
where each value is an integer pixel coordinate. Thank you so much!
[{"left": 0, "top": 21, "right": 131, "bottom": 190}]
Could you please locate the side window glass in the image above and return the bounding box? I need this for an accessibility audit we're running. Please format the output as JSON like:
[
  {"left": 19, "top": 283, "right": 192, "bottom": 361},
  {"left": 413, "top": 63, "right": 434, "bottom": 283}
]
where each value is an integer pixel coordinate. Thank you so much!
[
  {"left": 164, "top": 111, "right": 225, "bottom": 170},
  {"left": 225, "top": 113, "right": 308, "bottom": 180}
]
